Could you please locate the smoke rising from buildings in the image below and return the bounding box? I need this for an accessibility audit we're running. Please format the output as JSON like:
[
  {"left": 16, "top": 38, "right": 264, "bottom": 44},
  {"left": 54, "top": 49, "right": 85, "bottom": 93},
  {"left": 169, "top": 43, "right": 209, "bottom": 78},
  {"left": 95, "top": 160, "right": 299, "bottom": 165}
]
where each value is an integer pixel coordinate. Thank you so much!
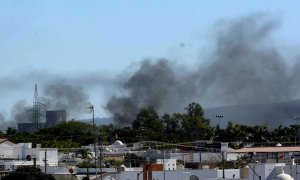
[
  {"left": 41, "top": 81, "right": 89, "bottom": 117},
  {"left": 106, "top": 60, "right": 179, "bottom": 126},
  {"left": 0, "top": 113, "right": 10, "bottom": 132},
  {"left": 0, "top": 70, "right": 116, "bottom": 127},
  {"left": 106, "top": 14, "right": 300, "bottom": 126},
  {"left": 3, "top": 82, "right": 89, "bottom": 130},
  {"left": 1, "top": 13, "right": 300, "bottom": 129},
  {"left": 11, "top": 100, "right": 32, "bottom": 123}
]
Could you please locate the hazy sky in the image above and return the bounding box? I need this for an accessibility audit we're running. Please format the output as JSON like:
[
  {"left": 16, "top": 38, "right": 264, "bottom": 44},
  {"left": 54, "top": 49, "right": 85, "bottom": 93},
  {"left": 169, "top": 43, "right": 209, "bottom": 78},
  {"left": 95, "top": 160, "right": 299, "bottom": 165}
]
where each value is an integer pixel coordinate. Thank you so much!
[{"left": 1, "top": 0, "right": 300, "bottom": 121}]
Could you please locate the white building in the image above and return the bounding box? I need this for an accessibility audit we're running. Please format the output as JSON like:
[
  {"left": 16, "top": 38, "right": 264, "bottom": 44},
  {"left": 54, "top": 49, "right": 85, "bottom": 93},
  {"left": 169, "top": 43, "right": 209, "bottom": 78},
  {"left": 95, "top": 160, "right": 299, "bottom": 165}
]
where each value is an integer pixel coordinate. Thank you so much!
[
  {"left": 108, "top": 168, "right": 240, "bottom": 180},
  {"left": 0, "top": 138, "right": 58, "bottom": 170},
  {"left": 157, "top": 159, "right": 177, "bottom": 171},
  {"left": 82, "top": 140, "right": 129, "bottom": 154},
  {"left": 247, "top": 163, "right": 299, "bottom": 180}
]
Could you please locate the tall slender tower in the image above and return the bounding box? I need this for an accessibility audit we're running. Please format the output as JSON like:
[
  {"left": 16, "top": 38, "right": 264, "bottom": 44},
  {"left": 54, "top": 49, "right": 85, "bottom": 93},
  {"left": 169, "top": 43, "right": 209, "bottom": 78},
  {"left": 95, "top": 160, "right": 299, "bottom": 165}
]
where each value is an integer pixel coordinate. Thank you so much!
[{"left": 32, "top": 84, "right": 45, "bottom": 132}]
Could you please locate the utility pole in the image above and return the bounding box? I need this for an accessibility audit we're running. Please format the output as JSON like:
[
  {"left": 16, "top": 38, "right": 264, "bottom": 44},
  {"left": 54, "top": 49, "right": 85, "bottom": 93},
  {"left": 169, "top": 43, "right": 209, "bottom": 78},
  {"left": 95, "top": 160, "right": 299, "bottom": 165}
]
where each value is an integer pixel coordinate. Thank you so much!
[
  {"left": 92, "top": 105, "right": 98, "bottom": 178},
  {"left": 99, "top": 142, "right": 103, "bottom": 180},
  {"left": 43, "top": 150, "right": 48, "bottom": 174},
  {"left": 87, "top": 103, "right": 98, "bottom": 178},
  {"left": 161, "top": 119, "right": 166, "bottom": 180},
  {"left": 222, "top": 151, "right": 225, "bottom": 178}
]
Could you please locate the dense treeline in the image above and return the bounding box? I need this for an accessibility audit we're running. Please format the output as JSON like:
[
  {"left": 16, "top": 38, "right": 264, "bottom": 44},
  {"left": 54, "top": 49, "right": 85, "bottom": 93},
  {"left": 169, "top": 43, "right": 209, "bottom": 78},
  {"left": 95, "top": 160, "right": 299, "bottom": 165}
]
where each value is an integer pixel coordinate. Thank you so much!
[{"left": 1, "top": 102, "right": 300, "bottom": 149}]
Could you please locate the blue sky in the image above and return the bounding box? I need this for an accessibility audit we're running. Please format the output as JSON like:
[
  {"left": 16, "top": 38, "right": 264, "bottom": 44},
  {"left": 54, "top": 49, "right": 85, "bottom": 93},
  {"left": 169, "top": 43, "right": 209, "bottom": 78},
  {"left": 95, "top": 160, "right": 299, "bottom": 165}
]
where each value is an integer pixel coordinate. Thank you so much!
[
  {"left": 1, "top": 0, "right": 300, "bottom": 120},
  {"left": 1, "top": 0, "right": 299, "bottom": 74}
]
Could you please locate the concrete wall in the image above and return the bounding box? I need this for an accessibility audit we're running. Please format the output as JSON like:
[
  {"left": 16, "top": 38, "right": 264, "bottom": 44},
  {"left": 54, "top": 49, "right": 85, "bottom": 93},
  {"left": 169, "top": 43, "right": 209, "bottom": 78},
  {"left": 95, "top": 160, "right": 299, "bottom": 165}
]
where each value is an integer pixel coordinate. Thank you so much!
[
  {"left": 115, "top": 169, "right": 240, "bottom": 180},
  {"left": 0, "top": 143, "right": 58, "bottom": 168}
]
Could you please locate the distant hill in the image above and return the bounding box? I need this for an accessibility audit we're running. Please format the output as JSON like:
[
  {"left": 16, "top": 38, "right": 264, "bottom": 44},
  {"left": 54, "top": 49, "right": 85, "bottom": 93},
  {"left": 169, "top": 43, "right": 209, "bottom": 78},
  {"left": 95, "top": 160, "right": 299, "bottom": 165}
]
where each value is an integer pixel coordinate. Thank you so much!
[
  {"left": 78, "top": 117, "right": 113, "bottom": 126},
  {"left": 204, "top": 99, "right": 300, "bottom": 129},
  {"left": 78, "top": 99, "right": 300, "bottom": 129}
]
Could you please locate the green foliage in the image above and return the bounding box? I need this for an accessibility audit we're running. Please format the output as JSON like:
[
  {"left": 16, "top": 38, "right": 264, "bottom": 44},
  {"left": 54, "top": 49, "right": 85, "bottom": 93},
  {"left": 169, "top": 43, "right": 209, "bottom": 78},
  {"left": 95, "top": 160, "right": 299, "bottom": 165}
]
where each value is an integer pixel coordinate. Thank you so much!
[
  {"left": 161, "top": 113, "right": 180, "bottom": 142},
  {"left": 114, "top": 127, "right": 139, "bottom": 143},
  {"left": 76, "top": 148, "right": 92, "bottom": 159},
  {"left": 98, "top": 124, "right": 114, "bottom": 143},
  {"left": 2, "top": 166, "right": 55, "bottom": 180},
  {"left": 124, "top": 153, "right": 146, "bottom": 167},
  {"left": 40, "top": 140, "right": 80, "bottom": 148},
  {"left": 5, "top": 127, "right": 18, "bottom": 137},
  {"left": 77, "top": 161, "right": 96, "bottom": 168},
  {"left": 8, "top": 102, "right": 300, "bottom": 150},
  {"left": 105, "top": 159, "right": 123, "bottom": 167},
  {"left": 9, "top": 121, "right": 96, "bottom": 147},
  {"left": 132, "top": 107, "right": 163, "bottom": 141},
  {"left": 183, "top": 102, "right": 209, "bottom": 129}
]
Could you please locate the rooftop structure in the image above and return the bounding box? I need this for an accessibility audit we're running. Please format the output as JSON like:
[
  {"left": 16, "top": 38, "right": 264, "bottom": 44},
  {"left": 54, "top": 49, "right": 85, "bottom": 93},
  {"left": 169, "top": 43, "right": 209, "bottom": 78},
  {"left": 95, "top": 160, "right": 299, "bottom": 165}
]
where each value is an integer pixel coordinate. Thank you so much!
[{"left": 46, "top": 110, "right": 66, "bottom": 128}]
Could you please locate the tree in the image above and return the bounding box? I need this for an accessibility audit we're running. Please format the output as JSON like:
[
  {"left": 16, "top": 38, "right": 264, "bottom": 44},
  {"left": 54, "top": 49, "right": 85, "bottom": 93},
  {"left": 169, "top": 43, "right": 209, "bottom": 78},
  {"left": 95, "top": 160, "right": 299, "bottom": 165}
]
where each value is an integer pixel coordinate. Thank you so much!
[
  {"left": 50, "top": 121, "right": 95, "bottom": 145},
  {"left": 124, "top": 153, "right": 146, "bottom": 167},
  {"left": 132, "top": 107, "right": 163, "bottom": 140},
  {"left": 185, "top": 102, "right": 204, "bottom": 118},
  {"left": 5, "top": 127, "right": 18, "bottom": 137},
  {"left": 76, "top": 148, "right": 92, "bottom": 159},
  {"left": 161, "top": 113, "right": 180, "bottom": 142},
  {"left": 77, "top": 161, "right": 96, "bottom": 168},
  {"left": 2, "top": 166, "right": 55, "bottom": 180},
  {"left": 271, "top": 125, "right": 292, "bottom": 143},
  {"left": 98, "top": 124, "right": 114, "bottom": 144},
  {"left": 180, "top": 102, "right": 210, "bottom": 140},
  {"left": 114, "top": 127, "right": 139, "bottom": 143},
  {"left": 182, "top": 103, "right": 209, "bottom": 130}
]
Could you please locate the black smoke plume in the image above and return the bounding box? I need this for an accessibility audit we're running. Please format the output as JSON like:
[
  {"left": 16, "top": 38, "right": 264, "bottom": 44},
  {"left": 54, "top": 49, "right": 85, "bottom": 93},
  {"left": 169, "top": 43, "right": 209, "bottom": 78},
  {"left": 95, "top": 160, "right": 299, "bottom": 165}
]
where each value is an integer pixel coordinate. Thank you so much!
[
  {"left": 106, "top": 14, "right": 300, "bottom": 126},
  {"left": 41, "top": 81, "right": 89, "bottom": 117},
  {"left": 106, "top": 60, "right": 178, "bottom": 126},
  {"left": 5, "top": 81, "right": 90, "bottom": 129}
]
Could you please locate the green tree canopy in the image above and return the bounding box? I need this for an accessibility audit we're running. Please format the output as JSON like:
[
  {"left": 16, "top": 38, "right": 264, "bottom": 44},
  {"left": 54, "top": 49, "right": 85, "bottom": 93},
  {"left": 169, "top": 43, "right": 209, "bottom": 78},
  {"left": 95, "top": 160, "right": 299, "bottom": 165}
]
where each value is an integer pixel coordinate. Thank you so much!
[
  {"left": 132, "top": 107, "right": 163, "bottom": 141},
  {"left": 2, "top": 166, "right": 55, "bottom": 180}
]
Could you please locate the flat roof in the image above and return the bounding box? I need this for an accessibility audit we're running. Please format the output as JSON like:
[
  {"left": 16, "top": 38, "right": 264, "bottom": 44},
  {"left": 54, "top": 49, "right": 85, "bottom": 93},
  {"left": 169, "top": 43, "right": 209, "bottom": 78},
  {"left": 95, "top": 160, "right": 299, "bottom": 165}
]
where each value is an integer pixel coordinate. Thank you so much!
[{"left": 233, "top": 146, "right": 300, "bottom": 153}]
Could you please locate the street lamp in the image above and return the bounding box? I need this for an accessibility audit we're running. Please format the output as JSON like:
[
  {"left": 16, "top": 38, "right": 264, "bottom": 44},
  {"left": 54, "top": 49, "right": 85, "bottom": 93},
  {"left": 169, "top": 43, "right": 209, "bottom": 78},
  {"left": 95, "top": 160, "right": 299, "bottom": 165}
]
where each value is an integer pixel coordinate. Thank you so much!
[
  {"left": 293, "top": 116, "right": 300, "bottom": 146},
  {"left": 160, "top": 119, "right": 166, "bottom": 180},
  {"left": 87, "top": 103, "right": 97, "bottom": 178},
  {"left": 216, "top": 114, "right": 224, "bottom": 127}
]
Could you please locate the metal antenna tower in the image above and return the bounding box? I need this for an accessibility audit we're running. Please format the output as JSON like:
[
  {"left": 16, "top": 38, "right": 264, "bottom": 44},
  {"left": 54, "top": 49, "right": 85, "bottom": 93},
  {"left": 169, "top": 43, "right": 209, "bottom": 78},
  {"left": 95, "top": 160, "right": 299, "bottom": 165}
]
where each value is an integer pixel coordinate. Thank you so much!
[{"left": 32, "top": 84, "right": 45, "bottom": 132}]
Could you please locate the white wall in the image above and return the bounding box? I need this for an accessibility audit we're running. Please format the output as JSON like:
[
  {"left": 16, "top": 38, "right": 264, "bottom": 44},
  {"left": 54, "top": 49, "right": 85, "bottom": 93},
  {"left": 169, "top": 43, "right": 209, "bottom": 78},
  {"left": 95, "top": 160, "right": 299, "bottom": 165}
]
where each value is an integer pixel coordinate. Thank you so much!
[
  {"left": 157, "top": 159, "right": 177, "bottom": 170},
  {"left": 248, "top": 163, "right": 285, "bottom": 180},
  {"left": 248, "top": 163, "right": 300, "bottom": 180},
  {"left": 0, "top": 141, "right": 58, "bottom": 167},
  {"left": 152, "top": 169, "right": 240, "bottom": 180},
  {"left": 37, "top": 149, "right": 58, "bottom": 166},
  {"left": 116, "top": 169, "right": 240, "bottom": 180}
]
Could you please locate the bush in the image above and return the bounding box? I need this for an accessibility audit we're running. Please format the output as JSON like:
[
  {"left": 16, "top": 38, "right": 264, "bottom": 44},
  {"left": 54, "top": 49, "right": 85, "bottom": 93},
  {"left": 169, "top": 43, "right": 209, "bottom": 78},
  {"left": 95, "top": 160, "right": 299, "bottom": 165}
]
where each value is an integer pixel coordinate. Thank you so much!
[{"left": 3, "top": 166, "right": 55, "bottom": 180}]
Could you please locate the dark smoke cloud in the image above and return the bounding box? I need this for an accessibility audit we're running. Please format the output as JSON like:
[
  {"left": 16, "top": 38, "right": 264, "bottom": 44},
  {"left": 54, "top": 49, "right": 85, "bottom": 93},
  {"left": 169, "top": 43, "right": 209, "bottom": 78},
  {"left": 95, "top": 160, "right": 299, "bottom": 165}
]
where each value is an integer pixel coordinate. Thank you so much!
[
  {"left": 11, "top": 100, "right": 32, "bottom": 123},
  {"left": 4, "top": 81, "right": 90, "bottom": 128},
  {"left": 5, "top": 100, "right": 33, "bottom": 131},
  {"left": 0, "top": 70, "right": 116, "bottom": 129},
  {"left": 106, "top": 14, "right": 300, "bottom": 126},
  {"left": 0, "top": 113, "right": 11, "bottom": 132},
  {"left": 106, "top": 60, "right": 179, "bottom": 126},
  {"left": 41, "top": 81, "right": 89, "bottom": 117},
  {"left": 196, "top": 14, "right": 289, "bottom": 106}
]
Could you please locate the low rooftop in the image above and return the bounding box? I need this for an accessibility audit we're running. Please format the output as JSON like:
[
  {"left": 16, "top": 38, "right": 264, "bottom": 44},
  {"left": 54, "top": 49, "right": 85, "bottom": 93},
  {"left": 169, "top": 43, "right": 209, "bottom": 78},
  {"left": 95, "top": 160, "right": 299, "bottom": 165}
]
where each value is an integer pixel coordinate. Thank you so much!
[{"left": 233, "top": 146, "right": 300, "bottom": 153}]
